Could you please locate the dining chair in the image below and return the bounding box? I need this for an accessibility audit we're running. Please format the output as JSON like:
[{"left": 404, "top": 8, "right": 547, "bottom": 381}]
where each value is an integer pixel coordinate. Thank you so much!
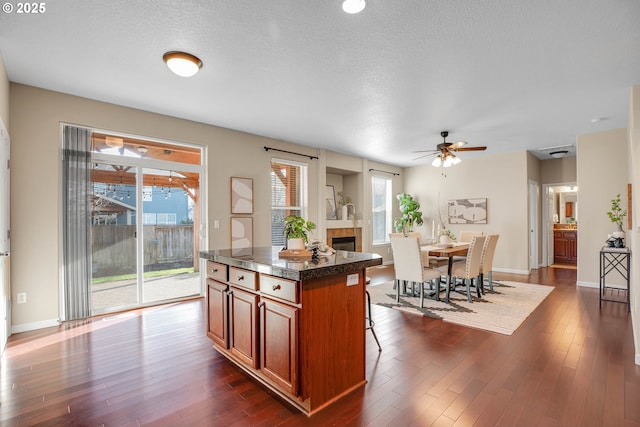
[
  {"left": 442, "top": 235, "right": 486, "bottom": 303},
  {"left": 459, "top": 231, "right": 483, "bottom": 242},
  {"left": 452, "top": 231, "right": 483, "bottom": 262},
  {"left": 388, "top": 232, "right": 444, "bottom": 293},
  {"left": 390, "top": 237, "right": 444, "bottom": 307},
  {"left": 479, "top": 234, "right": 500, "bottom": 293}
]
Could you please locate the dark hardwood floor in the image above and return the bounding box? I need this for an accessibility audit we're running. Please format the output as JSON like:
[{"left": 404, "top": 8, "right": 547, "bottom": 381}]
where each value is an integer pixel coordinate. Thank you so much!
[{"left": 2, "top": 266, "right": 639, "bottom": 426}]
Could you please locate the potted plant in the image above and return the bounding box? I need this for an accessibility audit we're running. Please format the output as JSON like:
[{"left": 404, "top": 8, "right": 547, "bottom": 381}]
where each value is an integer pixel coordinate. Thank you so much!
[
  {"left": 607, "top": 193, "right": 627, "bottom": 237},
  {"left": 284, "top": 215, "right": 316, "bottom": 250},
  {"left": 393, "top": 193, "right": 424, "bottom": 235}
]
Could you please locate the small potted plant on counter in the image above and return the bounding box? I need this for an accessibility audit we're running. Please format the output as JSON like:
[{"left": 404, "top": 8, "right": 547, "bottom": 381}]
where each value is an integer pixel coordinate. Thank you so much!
[{"left": 284, "top": 215, "right": 316, "bottom": 250}]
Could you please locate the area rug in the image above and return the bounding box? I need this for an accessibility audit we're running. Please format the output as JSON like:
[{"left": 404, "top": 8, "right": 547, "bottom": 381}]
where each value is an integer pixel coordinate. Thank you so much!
[{"left": 368, "top": 280, "right": 554, "bottom": 335}]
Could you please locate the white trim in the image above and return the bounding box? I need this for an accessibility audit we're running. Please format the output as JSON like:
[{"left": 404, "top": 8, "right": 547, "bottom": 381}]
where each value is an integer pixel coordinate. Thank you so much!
[
  {"left": 636, "top": 353, "right": 640, "bottom": 366},
  {"left": 12, "top": 319, "right": 60, "bottom": 334}
]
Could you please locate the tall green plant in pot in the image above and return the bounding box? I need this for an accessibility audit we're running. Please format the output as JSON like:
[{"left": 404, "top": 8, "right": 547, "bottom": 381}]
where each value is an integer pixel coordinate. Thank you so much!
[
  {"left": 607, "top": 193, "right": 627, "bottom": 237},
  {"left": 393, "top": 193, "right": 424, "bottom": 235},
  {"left": 284, "top": 215, "right": 316, "bottom": 250}
]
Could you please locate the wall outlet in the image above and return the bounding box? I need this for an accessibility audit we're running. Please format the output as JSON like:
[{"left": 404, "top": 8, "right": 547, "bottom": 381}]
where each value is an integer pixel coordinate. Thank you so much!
[
  {"left": 16, "top": 292, "right": 26, "bottom": 304},
  {"left": 213, "top": 220, "right": 220, "bottom": 229}
]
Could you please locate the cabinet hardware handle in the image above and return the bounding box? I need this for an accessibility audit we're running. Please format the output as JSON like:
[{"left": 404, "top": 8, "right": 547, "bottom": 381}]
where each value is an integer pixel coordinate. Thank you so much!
[
  {"left": 258, "top": 302, "right": 265, "bottom": 308},
  {"left": 272, "top": 284, "right": 281, "bottom": 291},
  {"left": 211, "top": 268, "right": 218, "bottom": 273},
  {"left": 237, "top": 275, "right": 244, "bottom": 280},
  {"left": 228, "top": 290, "right": 233, "bottom": 296}
]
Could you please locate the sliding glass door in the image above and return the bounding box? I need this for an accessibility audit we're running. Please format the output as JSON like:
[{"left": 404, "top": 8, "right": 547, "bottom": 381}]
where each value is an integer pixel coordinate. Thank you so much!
[
  {"left": 91, "top": 162, "right": 139, "bottom": 311},
  {"left": 89, "top": 133, "right": 204, "bottom": 315}
]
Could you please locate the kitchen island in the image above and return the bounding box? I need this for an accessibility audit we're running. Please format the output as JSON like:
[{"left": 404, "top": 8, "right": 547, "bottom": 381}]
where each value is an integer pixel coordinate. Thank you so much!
[{"left": 199, "top": 247, "right": 383, "bottom": 416}]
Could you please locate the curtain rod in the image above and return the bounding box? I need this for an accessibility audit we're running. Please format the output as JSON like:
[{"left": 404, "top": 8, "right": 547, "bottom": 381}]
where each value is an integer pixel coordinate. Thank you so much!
[
  {"left": 264, "top": 146, "right": 318, "bottom": 160},
  {"left": 368, "top": 168, "right": 400, "bottom": 176}
]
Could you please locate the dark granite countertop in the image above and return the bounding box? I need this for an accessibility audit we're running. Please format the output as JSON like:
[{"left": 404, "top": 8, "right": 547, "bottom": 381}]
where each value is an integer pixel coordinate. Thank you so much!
[{"left": 200, "top": 247, "right": 382, "bottom": 281}]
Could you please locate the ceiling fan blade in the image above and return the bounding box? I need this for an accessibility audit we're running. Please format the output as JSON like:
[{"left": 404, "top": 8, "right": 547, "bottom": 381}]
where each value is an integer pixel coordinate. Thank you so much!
[
  {"left": 412, "top": 152, "right": 437, "bottom": 160},
  {"left": 449, "top": 141, "right": 467, "bottom": 149},
  {"left": 412, "top": 149, "right": 439, "bottom": 153},
  {"left": 452, "top": 146, "right": 487, "bottom": 152}
]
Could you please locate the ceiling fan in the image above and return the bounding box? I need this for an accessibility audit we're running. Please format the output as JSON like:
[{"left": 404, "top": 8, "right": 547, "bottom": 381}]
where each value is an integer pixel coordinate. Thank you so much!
[{"left": 413, "top": 131, "right": 487, "bottom": 167}]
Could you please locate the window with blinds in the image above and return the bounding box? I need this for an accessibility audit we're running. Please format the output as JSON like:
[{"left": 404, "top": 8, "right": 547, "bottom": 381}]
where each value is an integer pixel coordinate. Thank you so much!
[
  {"left": 271, "top": 159, "right": 309, "bottom": 246},
  {"left": 372, "top": 175, "right": 393, "bottom": 245}
]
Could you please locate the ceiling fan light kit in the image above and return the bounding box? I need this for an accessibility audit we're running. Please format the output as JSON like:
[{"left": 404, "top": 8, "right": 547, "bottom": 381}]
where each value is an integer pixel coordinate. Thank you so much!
[{"left": 414, "top": 131, "right": 487, "bottom": 167}]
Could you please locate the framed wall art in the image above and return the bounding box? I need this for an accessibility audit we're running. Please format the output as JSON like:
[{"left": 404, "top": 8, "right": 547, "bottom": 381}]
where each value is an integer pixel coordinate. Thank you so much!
[
  {"left": 231, "top": 177, "right": 253, "bottom": 214},
  {"left": 448, "top": 198, "right": 487, "bottom": 224},
  {"left": 326, "top": 185, "right": 337, "bottom": 220},
  {"left": 231, "top": 216, "right": 253, "bottom": 250}
]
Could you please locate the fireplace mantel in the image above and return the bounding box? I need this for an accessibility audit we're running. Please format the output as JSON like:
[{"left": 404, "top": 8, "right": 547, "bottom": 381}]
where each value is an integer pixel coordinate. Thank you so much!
[{"left": 326, "top": 220, "right": 363, "bottom": 229}]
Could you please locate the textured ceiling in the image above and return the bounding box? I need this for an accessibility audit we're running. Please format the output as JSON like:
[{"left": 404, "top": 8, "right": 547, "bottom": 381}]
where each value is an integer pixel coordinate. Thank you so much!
[{"left": 1, "top": 0, "right": 639, "bottom": 166}]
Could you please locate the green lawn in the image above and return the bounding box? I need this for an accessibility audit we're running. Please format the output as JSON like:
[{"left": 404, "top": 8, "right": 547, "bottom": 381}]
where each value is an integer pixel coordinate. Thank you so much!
[{"left": 92, "top": 267, "right": 195, "bottom": 284}]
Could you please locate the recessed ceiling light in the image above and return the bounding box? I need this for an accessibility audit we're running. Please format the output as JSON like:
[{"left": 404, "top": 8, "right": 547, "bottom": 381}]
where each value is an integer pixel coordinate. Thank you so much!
[
  {"left": 342, "top": 0, "right": 366, "bottom": 14},
  {"left": 590, "top": 117, "right": 607, "bottom": 123},
  {"left": 163, "top": 51, "right": 203, "bottom": 77}
]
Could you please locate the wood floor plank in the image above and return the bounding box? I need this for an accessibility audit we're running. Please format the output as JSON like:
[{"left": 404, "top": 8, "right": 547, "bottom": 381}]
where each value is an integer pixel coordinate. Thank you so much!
[{"left": 1, "top": 266, "right": 639, "bottom": 426}]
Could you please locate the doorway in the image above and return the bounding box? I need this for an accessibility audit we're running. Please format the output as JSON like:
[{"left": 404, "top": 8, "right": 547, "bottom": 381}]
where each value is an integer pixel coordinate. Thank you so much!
[
  {"left": 542, "top": 183, "right": 578, "bottom": 269},
  {"left": 90, "top": 133, "right": 204, "bottom": 314}
]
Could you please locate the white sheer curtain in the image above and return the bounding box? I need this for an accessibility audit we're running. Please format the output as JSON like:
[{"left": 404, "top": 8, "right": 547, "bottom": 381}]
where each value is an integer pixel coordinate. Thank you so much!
[{"left": 61, "top": 125, "right": 92, "bottom": 320}]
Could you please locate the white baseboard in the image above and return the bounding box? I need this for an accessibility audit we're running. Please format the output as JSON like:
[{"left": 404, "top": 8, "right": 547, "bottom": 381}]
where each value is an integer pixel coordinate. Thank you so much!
[
  {"left": 577, "top": 281, "right": 598, "bottom": 289},
  {"left": 12, "top": 318, "right": 59, "bottom": 334}
]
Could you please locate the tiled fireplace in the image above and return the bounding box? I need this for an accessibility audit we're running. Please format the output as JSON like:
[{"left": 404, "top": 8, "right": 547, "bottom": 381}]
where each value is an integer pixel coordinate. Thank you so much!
[{"left": 326, "top": 226, "right": 362, "bottom": 252}]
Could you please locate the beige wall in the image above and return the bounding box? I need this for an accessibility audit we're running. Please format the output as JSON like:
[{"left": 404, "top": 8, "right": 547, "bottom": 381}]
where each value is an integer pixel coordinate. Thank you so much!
[
  {"left": 9, "top": 84, "right": 339, "bottom": 330},
  {"left": 541, "top": 157, "right": 577, "bottom": 184},
  {"left": 403, "top": 151, "right": 531, "bottom": 273},
  {"left": 629, "top": 86, "right": 640, "bottom": 364},
  {"left": 0, "top": 53, "right": 9, "bottom": 130},
  {"left": 576, "top": 128, "right": 628, "bottom": 287}
]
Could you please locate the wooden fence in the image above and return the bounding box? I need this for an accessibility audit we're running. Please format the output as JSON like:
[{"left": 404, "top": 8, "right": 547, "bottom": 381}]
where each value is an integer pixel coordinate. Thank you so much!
[{"left": 92, "top": 225, "right": 194, "bottom": 277}]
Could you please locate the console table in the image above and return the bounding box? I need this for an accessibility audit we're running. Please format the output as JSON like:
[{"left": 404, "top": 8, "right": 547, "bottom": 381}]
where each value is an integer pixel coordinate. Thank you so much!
[{"left": 599, "top": 247, "right": 631, "bottom": 311}]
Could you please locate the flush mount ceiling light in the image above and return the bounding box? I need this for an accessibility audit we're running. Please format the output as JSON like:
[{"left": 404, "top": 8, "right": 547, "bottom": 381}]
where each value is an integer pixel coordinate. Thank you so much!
[
  {"left": 342, "top": 0, "right": 366, "bottom": 14},
  {"left": 549, "top": 150, "right": 568, "bottom": 159},
  {"left": 163, "top": 51, "right": 202, "bottom": 77}
]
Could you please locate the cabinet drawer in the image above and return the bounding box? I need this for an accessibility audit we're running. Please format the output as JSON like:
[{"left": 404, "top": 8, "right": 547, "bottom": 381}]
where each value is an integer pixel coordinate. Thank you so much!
[
  {"left": 206, "top": 261, "right": 227, "bottom": 281},
  {"left": 260, "top": 275, "right": 298, "bottom": 304},
  {"left": 229, "top": 267, "right": 257, "bottom": 291}
]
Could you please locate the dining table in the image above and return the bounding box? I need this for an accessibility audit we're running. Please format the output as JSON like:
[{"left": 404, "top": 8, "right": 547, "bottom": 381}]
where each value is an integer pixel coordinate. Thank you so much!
[{"left": 421, "top": 242, "right": 470, "bottom": 275}]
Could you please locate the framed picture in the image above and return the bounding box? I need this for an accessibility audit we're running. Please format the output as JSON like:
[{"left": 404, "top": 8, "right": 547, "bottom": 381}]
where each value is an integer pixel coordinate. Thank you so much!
[
  {"left": 231, "top": 177, "right": 253, "bottom": 214},
  {"left": 448, "top": 198, "right": 487, "bottom": 224},
  {"left": 231, "top": 217, "right": 253, "bottom": 251},
  {"left": 326, "top": 185, "right": 337, "bottom": 220}
]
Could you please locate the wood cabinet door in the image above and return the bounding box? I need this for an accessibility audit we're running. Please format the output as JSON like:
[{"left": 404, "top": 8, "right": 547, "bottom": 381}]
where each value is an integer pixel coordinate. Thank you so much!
[
  {"left": 229, "top": 287, "right": 259, "bottom": 369},
  {"left": 207, "top": 279, "right": 228, "bottom": 348},
  {"left": 569, "top": 236, "right": 578, "bottom": 262},
  {"left": 260, "top": 298, "right": 298, "bottom": 395}
]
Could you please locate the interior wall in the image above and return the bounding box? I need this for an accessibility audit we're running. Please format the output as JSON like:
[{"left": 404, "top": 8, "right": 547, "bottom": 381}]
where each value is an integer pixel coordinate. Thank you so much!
[
  {"left": 8, "top": 83, "right": 332, "bottom": 331},
  {"left": 0, "top": 53, "right": 9, "bottom": 130},
  {"left": 628, "top": 86, "right": 640, "bottom": 364},
  {"left": 403, "top": 151, "right": 530, "bottom": 273},
  {"left": 540, "top": 157, "right": 577, "bottom": 184},
  {"left": 576, "top": 128, "right": 628, "bottom": 287}
]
